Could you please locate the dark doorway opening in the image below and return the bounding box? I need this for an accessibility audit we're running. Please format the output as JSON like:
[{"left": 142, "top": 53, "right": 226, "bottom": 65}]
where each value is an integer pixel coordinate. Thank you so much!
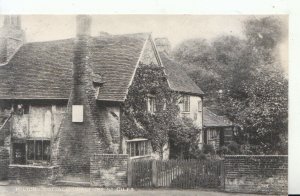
[{"left": 12, "top": 143, "right": 26, "bottom": 164}]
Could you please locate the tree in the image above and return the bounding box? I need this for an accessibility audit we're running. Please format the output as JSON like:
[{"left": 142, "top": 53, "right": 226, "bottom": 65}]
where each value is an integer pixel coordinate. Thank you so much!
[
  {"left": 173, "top": 16, "right": 288, "bottom": 154},
  {"left": 173, "top": 38, "right": 217, "bottom": 71}
]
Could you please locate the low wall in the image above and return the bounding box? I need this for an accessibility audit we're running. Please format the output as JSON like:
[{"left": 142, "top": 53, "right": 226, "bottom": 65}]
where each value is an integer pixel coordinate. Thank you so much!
[
  {"left": 90, "top": 154, "right": 128, "bottom": 187},
  {"left": 224, "top": 155, "right": 288, "bottom": 195},
  {"left": 0, "top": 147, "right": 9, "bottom": 180},
  {"left": 8, "top": 165, "right": 59, "bottom": 185}
]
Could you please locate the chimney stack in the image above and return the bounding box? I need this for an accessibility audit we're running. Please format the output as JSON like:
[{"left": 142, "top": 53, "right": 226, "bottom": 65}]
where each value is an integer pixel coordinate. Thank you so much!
[
  {"left": 73, "top": 15, "right": 91, "bottom": 103},
  {"left": 155, "top": 37, "right": 171, "bottom": 55},
  {"left": 0, "top": 15, "right": 25, "bottom": 64},
  {"left": 57, "top": 15, "right": 106, "bottom": 175}
]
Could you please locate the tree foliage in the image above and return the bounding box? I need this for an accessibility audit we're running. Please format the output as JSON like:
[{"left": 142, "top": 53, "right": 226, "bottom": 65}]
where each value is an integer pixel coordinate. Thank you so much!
[{"left": 172, "top": 16, "right": 288, "bottom": 154}]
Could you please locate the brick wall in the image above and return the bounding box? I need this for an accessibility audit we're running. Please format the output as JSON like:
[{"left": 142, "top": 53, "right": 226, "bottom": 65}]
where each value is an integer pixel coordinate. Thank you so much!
[
  {"left": 90, "top": 154, "right": 128, "bottom": 187},
  {"left": 0, "top": 147, "right": 9, "bottom": 180},
  {"left": 224, "top": 155, "right": 288, "bottom": 195},
  {"left": 8, "top": 165, "right": 59, "bottom": 185},
  {"left": 0, "top": 116, "right": 10, "bottom": 147},
  {"left": 56, "top": 16, "right": 110, "bottom": 176}
]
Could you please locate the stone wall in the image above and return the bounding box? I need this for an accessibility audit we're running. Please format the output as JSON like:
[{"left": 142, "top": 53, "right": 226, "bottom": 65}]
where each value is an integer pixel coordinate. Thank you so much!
[
  {"left": 0, "top": 147, "right": 9, "bottom": 180},
  {"left": 90, "top": 154, "right": 128, "bottom": 187},
  {"left": 8, "top": 165, "right": 58, "bottom": 185},
  {"left": 224, "top": 155, "right": 288, "bottom": 195}
]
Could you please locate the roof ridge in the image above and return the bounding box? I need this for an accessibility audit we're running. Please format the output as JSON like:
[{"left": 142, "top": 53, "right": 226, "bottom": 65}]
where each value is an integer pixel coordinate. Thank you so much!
[
  {"left": 24, "top": 32, "right": 151, "bottom": 45},
  {"left": 24, "top": 38, "right": 75, "bottom": 44}
]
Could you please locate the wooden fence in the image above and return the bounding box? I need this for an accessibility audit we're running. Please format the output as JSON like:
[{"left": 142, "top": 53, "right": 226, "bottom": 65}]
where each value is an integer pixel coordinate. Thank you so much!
[{"left": 128, "top": 159, "right": 224, "bottom": 189}]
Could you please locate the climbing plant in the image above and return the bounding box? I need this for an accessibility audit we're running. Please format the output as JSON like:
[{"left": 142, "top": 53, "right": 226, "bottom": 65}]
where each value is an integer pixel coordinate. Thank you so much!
[{"left": 121, "top": 63, "right": 200, "bottom": 159}]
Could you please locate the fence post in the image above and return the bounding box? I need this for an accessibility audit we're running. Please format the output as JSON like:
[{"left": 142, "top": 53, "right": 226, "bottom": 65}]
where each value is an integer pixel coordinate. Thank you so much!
[
  {"left": 127, "top": 159, "right": 133, "bottom": 187},
  {"left": 152, "top": 160, "right": 158, "bottom": 187},
  {"left": 220, "top": 159, "right": 225, "bottom": 189}
]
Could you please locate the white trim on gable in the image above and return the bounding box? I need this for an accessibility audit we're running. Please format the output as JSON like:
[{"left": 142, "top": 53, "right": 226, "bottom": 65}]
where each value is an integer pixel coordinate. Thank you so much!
[{"left": 148, "top": 34, "right": 172, "bottom": 91}]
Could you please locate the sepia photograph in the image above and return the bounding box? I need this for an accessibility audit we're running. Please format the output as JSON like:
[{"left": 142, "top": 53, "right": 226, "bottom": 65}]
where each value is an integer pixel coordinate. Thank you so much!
[{"left": 0, "top": 13, "right": 289, "bottom": 195}]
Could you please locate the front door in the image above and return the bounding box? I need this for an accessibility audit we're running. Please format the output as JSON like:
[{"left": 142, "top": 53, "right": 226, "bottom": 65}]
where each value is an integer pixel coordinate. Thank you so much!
[{"left": 12, "top": 143, "right": 26, "bottom": 164}]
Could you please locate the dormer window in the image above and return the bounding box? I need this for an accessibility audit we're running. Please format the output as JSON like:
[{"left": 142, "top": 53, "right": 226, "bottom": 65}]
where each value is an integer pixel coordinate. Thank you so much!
[
  {"left": 147, "top": 95, "right": 156, "bottom": 114},
  {"left": 182, "top": 95, "right": 190, "bottom": 113}
]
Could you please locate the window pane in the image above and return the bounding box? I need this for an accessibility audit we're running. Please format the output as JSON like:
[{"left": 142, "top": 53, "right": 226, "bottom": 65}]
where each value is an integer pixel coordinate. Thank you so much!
[
  {"left": 141, "top": 141, "right": 145, "bottom": 156},
  {"left": 43, "top": 140, "right": 50, "bottom": 161},
  {"left": 127, "top": 142, "right": 130, "bottom": 156},
  {"left": 135, "top": 142, "right": 139, "bottom": 156},
  {"left": 182, "top": 96, "right": 190, "bottom": 112},
  {"left": 147, "top": 96, "right": 156, "bottom": 113},
  {"left": 35, "top": 140, "right": 43, "bottom": 160},
  {"left": 145, "top": 141, "right": 149, "bottom": 155},
  {"left": 131, "top": 142, "right": 134, "bottom": 157},
  {"left": 27, "top": 140, "right": 34, "bottom": 160},
  {"left": 147, "top": 98, "right": 151, "bottom": 113}
]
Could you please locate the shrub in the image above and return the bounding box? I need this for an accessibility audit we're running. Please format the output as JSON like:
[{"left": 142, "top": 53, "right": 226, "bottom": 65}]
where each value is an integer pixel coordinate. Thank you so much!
[
  {"left": 217, "top": 146, "right": 229, "bottom": 155},
  {"left": 198, "top": 152, "right": 207, "bottom": 160},
  {"left": 202, "top": 144, "right": 215, "bottom": 155},
  {"left": 227, "top": 141, "right": 240, "bottom": 154}
]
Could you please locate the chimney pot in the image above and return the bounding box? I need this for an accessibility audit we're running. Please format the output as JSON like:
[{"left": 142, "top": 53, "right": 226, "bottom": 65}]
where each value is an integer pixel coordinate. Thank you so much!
[{"left": 76, "top": 15, "right": 91, "bottom": 37}]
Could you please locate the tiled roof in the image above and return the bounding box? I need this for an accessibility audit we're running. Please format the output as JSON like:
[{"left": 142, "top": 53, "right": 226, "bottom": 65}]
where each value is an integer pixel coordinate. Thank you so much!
[
  {"left": 0, "top": 33, "right": 149, "bottom": 101},
  {"left": 159, "top": 52, "right": 204, "bottom": 95},
  {"left": 203, "top": 107, "right": 232, "bottom": 127}
]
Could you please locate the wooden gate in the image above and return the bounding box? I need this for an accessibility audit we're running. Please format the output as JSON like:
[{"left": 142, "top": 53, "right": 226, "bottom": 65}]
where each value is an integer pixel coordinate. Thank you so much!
[
  {"left": 128, "top": 159, "right": 224, "bottom": 189},
  {"left": 129, "top": 159, "right": 153, "bottom": 187}
]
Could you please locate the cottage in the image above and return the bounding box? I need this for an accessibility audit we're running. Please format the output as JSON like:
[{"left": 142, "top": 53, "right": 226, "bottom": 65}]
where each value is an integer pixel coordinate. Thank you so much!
[
  {"left": 203, "top": 107, "right": 234, "bottom": 150},
  {"left": 0, "top": 15, "right": 209, "bottom": 183}
]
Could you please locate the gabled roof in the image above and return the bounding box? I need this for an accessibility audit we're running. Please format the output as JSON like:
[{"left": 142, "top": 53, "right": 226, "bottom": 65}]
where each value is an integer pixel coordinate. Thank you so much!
[
  {"left": 0, "top": 33, "right": 149, "bottom": 101},
  {"left": 203, "top": 107, "right": 232, "bottom": 127},
  {"left": 0, "top": 33, "right": 203, "bottom": 101},
  {"left": 159, "top": 52, "right": 204, "bottom": 96}
]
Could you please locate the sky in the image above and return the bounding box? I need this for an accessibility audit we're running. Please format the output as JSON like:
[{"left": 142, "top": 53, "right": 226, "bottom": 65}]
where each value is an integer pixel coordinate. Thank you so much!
[
  {"left": 0, "top": 15, "right": 288, "bottom": 71},
  {"left": 0, "top": 15, "right": 250, "bottom": 46}
]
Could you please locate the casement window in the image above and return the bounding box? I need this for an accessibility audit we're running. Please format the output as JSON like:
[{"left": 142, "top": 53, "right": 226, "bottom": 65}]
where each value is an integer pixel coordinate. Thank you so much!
[
  {"left": 182, "top": 95, "right": 190, "bottom": 112},
  {"left": 126, "top": 139, "right": 150, "bottom": 157},
  {"left": 208, "top": 129, "right": 217, "bottom": 140},
  {"left": 147, "top": 95, "right": 156, "bottom": 114},
  {"left": 224, "top": 128, "right": 233, "bottom": 145},
  {"left": 198, "top": 100, "right": 202, "bottom": 112},
  {"left": 12, "top": 140, "right": 50, "bottom": 164},
  {"left": 27, "top": 140, "right": 51, "bottom": 162}
]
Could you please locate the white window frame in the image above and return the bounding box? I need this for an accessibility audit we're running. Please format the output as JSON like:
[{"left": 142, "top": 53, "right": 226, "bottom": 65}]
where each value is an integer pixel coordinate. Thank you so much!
[
  {"left": 126, "top": 138, "right": 151, "bottom": 158},
  {"left": 147, "top": 95, "right": 156, "bottom": 114},
  {"left": 182, "top": 95, "right": 190, "bottom": 113}
]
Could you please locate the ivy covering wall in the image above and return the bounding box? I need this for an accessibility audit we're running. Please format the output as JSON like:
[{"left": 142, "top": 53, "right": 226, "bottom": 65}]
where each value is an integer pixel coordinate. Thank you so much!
[{"left": 121, "top": 63, "right": 200, "bottom": 159}]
